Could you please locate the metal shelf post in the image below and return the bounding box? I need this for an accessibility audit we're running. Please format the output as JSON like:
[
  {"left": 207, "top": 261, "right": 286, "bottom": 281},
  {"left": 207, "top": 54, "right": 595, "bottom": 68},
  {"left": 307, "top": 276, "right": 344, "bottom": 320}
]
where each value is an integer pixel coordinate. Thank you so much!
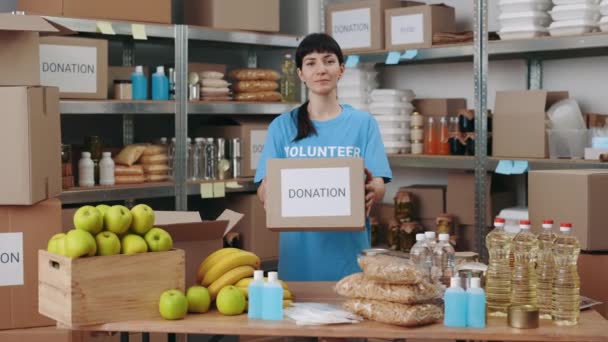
[{"left": 174, "top": 25, "right": 189, "bottom": 210}]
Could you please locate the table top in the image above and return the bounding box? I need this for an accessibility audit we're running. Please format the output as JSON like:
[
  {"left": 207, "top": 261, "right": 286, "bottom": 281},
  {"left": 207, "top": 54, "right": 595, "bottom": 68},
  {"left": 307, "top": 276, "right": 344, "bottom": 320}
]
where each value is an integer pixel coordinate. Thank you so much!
[{"left": 61, "top": 282, "right": 608, "bottom": 342}]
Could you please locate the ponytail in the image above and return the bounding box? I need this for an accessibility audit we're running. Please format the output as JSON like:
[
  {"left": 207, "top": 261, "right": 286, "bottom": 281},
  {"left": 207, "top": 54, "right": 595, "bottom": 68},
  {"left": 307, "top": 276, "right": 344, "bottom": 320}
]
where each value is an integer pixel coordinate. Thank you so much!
[{"left": 293, "top": 101, "right": 317, "bottom": 142}]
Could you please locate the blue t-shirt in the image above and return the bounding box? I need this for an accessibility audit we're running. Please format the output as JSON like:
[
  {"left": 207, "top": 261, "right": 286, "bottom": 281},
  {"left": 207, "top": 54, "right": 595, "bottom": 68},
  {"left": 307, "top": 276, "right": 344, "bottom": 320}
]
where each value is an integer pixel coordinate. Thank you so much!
[{"left": 254, "top": 104, "right": 392, "bottom": 281}]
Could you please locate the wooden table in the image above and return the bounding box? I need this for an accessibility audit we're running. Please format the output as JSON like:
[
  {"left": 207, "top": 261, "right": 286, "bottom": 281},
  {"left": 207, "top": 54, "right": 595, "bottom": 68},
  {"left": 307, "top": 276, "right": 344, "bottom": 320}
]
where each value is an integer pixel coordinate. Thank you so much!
[{"left": 61, "top": 283, "right": 608, "bottom": 342}]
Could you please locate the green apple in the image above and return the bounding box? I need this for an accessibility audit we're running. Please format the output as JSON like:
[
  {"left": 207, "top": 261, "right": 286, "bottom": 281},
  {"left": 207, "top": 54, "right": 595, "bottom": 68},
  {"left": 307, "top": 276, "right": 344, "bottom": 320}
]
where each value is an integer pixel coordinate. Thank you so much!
[
  {"left": 47, "top": 233, "right": 67, "bottom": 256},
  {"left": 159, "top": 289, "right": 188, "bottom": 320},
  {"left": 216, "top": 285, "right": 246, "bottom": 316},
  {"left": 96, "top": 204, "right": 111, "bottom": 217},
  {"left": 65, "top": 229, "right": 96, "bottom": 258},
  {"left": 144, "top": 227, "right": 173, "bottom": 252},
  {"left": 130, "top": 204, "right": 155, "bottom": 235},
  {"left": 121, "top": 234, "right": 148, "bottom": 255},
  {"left": 186, "top": 286, "right": 211, "bottom": 313},
  {"left": 95, "top": 231, "right": 121, "bottom": 256},
  {"left": 104, "top": 205, "right": 133, "bottom": 235},
  {"left": 73, "top": 205, "right": 103, "bottom": 235}
]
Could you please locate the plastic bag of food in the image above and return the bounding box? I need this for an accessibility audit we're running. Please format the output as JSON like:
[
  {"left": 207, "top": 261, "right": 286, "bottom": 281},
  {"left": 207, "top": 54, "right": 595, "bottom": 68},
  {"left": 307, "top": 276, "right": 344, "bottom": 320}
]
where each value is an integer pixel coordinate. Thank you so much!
[
  {"left": 343, "top": 299, "right": 442, "bottom": 327},
  {"left": 115, "top": 164, "right": 144, "bottom": 176},
  {"left": 200, "top": 71, "right": 224, "bottom": 80},
  {"left": 234, "top": 80, "right": 278, "bottom": 93},
  {"left": 335, "top": 273, "right": 441, "bottom": 304},
  {"left": 145, "top": 174, "right": 169, "bottom": 182},
  {"left": 201, "top": 79, "right": 230, "bottom": 88},
  {"left": 229, "top": 68, "right": 280, "bottom": 81},
  {"left": 114, "top": 144, "right": 147, "bottom": 166},
  {"left": 140, "top": 154, "right": 169, "bottom": 165},
  {"left": 143, "top": 164, "right": 170, "bottom": 175},
  {"left": 142, "top": 144, "right": 168, "bottom": 156},
  {"left": 234, "top": 91, "right": 282, "bottom": 102},
  {"left": 358, "top": 254, "right": 428, "bottom": 285}
]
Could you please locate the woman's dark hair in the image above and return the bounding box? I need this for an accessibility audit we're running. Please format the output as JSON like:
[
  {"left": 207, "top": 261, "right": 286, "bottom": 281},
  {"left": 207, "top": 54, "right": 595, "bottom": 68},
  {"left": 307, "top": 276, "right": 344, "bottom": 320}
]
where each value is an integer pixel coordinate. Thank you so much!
[{"left": 292, "top": 33, "right": 344, "bottom": 142}]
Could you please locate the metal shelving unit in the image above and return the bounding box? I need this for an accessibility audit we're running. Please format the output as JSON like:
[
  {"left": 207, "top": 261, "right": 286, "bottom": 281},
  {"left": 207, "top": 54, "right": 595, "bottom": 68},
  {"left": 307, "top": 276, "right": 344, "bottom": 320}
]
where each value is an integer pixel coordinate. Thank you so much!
[
  {"left": 60, "top": 100, "right": 176, "bottom": 115},
  {"left": 59, "top": 182, "right": 175, "bottom": 205},
  {"left": 185, "top": 179, "right": 258, "bottom": 196},
  {"left": 188, "top": 102, "right": 299, "bottom": 115}
]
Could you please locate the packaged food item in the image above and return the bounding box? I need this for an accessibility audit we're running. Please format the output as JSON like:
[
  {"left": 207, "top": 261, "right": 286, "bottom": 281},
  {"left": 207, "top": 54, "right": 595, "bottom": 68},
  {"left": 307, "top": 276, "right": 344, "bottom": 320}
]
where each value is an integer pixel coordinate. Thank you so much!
[
  {"left": 335, "top": 273, "right": 441, "bottom": 304},
  {"left": 202, "top": 96, "right": 233, "bottom": 101},
  {"left": 498, "top": 11, "right": 552, "bottom": 28},
  {"left": 343, "top": 299, "right": 442, "bottom": 327},
  {"left": 229, "top": 68, "right": 280, "bottom": 81},
  {"left": 143, "top": 164, "right": 171, "bottom": 175},
  {"left": 145, "top": 174, "right": 170, "bottom": 182},
  {"left": 201, "top": 87, "right": 231, "bottom": 95},
  {"left": 114, "top": 164, "right": 144, "bottom": 176},
  {"left": 201, "top": 79, "right": 230, "bottom": 88},
  {"left": 358, "top": 254, "right": 428, "bottom": 285},
  {"left": 201, "top": 71, "right": 224, "bottom": 80},
  {"left": 234, "top": 91, "right": 282, "bottom": 102},
  {"left": 142, "top": 144, "right": 168, "bottom": 156},
  {"left": 436, "top": 214, "right": 455, "bottom": 236},
  {"left": 114, "top": 144, "right": 147, "bottom": 166},
  {"left": 399, "top": 222, "right": 422, "bottom": 253},
  {"left": 140, "top": 154, "right": 169, "bottom": 165},
  {"left": 394, "top": 190, "right": 412, "bottom": 223},
  {"left": 115, "top": 175, "right": 145, "bottom": 184},
  {"left": 234, "top": 80, "right": 279, "bottom": 93},
  {"left": 498, "top": 0, "right": 553, "bottom": 13},
  {"left": 387, "top": 220, "right": 400, "bottom": 251},
  {"left": 549, "top": 18, "right": 598, "bottom": 36}
]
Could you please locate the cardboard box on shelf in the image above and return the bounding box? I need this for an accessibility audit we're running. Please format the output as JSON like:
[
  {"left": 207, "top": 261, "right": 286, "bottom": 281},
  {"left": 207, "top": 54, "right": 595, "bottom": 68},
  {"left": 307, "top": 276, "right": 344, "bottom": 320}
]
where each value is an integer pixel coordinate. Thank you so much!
[
  {"left": 107, "top": 66, "right": 149, "bottom": 99},
  {"left": 579, "top": 253, "right": 608, "bottom": 319},
  {"left": 266, "top": 158, "right": 365, "bottom": 232},
  {"left": 18, "top": 0, "right": 172, "bottom": 24},
  {"left": 493, "top": 90, "right": 569, "bottom": 158},
  {"left": 529, "top": 170, "right": 608, "bottom": 251},
  {"left": 0, "top": 86, "right": 61, "bottom": 205},
  {"left": 413, "top": 98, "right": 467, "bottom": 117},
  {"left": 398, "top": 185, "right": 445, "bottom": 220},
  {"left": 197, "top": 118, "right": 273, "bottom": 178},
  {"left": 0, "top": 198, "right": 61, "bottom": 330},
  {"left": 184, "top": 0, "right": 279, "bottom": 32},
  {"left": 39, "top": 36, "right": 108, "bottom": 99},
  {"left": 385, "top": 4, "right": 456, "bottom": 50},
  {"left": 446, "top": 172, "right": 516, "bottom": 227}
]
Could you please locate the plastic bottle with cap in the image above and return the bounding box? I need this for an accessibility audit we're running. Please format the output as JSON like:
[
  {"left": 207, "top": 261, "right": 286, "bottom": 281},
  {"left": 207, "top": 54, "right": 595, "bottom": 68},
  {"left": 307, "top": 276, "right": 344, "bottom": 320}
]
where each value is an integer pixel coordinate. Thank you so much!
[
  {"left": 131, "top": 65, "right": 148, "bottom": 100},
  {"left": 248, "top": 270, "right": 264, "bottom": 319},
  {"left": 552, "top": 223, "right": 580, "bottom": 326},
  {"left": 511, "top": 220, "right": 539, "bottom": 307},
  {"left": 444, "top": 276, "right": 467, "bottom": 327},
  {"left": 78, "top": 152, "right": 95, "bottom": 187},
  {"left": 152, "top": 66, "right": 169, "bottom": 100},
  {"left": 99, "top": 152, "right": 115, "bottom": 186},
  {"left": 485, "top": 217, "right": 513, "bottom": 317},
  {"left": 262, "top": 271, "right": 283, "bottom": 321},
  {"left": 537, "top": 219, "right": 557, "bottom": 319},
  {"left": 466, "top": 277, "right": 486, "bottom": 328},
  {"left": 410, "top": 233, "right": 431, "bottom": 278},
  {"left": 425, "top": 231, "right": 437, "bottom": 251},
  {"left": 434, "top": 233, "right": 456, "bottom": 287}
]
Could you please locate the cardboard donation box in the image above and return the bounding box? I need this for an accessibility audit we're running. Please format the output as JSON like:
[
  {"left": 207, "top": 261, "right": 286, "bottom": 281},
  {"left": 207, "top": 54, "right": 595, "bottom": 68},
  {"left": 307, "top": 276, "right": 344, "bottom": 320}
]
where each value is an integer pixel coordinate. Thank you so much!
[
  {"left": 184, "top": 0, "right": 279, "bottom": 32},
  {"left": 529, "top": 170, "right": 608, "bottom": 251},
  {"left": 0, "top": 198, "right": 61, "bottom": 330},
  {"left": 39, "top": 36, "right": 108, "bottom": 99},
  {"left": 385, "top": 4, "right": 456, "bottom": 50},
  {"left": 0, "top": 86, "right": 61, "bottom": 205},
  {"left": 266, "top": 158, "right": 365, "bottom": 231},
  {"left": 579, "top": 253, "right": 608, "bottom": 319},
  {"left": 413, "top": 98, "right": 467, "bottom": 117},
  {"left": 493, "top": 90, "right": 569, "bottom": 158}
]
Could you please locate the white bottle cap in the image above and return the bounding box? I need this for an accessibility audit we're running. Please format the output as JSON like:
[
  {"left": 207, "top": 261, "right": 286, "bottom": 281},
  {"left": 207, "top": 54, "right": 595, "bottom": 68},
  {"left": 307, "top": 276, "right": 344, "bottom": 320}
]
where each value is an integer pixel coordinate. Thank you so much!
[
  {"left": 253, "top": 270, "right": 264, "bottom": 281},
  {"left": 425, "top": 231, "right": 436, "bottom": 241},
  {"left": 82, "top": 152, "right": 91, "bottom": 158},
  {"left": 470, "top": 277, "right": 481, "bottom": 288},
  {"left": 415, "top": 233, "right": 425, "bottom": 241},
  {"left": 187, "top": 137, "right": 192, "bottom": 143},
  {"left": 160, "top": 137, "right": 167, "bottom": 144},
  {"left": 102, "top": 152, "right": 111, "bottom": 157},
  {"left": 171, "top": 137, "right": 176, "bottom": 142},
  {"left": 285, "top": 53, "right": 292, "bottom": 58},
  {"left": 450, "top": 277, "right": 461, "bottom": 288},
  {"left": 135, "top": 65, "right": 143, "bottom": 73},
  {"left": 156, "top": 66, "right": 165, "bottom": 74},
  {"left": 428, "top": 117, "right": 434, "bottom": 123},
  {"left": 440, "top": 117, "right": 446, "bottom": 123},
  {"left": 268, "top": 271, "right": 279, "bottom": 283},
  {"left": 195, "top": 137, "right": 204, "bottom": 143},
  {"left": 439, "top": 233, "right": 449, "bottom": 242}
]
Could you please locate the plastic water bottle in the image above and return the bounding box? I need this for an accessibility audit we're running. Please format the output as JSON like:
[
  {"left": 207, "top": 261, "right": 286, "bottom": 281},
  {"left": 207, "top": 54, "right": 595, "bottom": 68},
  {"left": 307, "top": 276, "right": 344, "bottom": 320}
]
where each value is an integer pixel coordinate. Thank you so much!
[
  {"left": 131, "top": 65, "right": 147, "bottom": 100},
  {"left": 434, "top": 233, "right": 456, "bottom": 287},
  {"left": 152, "top": 66, "right": 169, "bottom": 100},
  {"left": 486, "top": 217, "right": 513, "bottom": 317},
  {"left": 425, "top": 231, "right": 437, "bottom": 252},
  {"left": 248, "top": 270, "right": 264, "bottom": 319},
  {"left": 444, "top": 277, "right": 467, "bottom": 327},
  {"left": 410, "top": 233, "right": 431, "bottom": 280},
  {"left": 537, "top": 219, "right": 557, "bottom": 319},
  {"left": 192, "top": 138, "right": 204, "bottom": 181},
  {"left": 552, "top": 223, "right": 580, "bottom": 326},
  {"left": 467, "top": 277, "right": 486, "bottom": 328},
  {"left": 511, "top": 220, "right": 539, "bottom": 307},
  {"left": 262, "top": 271, "right": 283, "bottom": 321}
]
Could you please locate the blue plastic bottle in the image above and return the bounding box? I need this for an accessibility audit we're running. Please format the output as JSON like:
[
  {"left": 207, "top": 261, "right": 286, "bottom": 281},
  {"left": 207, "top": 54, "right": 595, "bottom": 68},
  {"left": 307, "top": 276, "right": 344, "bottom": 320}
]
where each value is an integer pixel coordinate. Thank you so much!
[
  {"left": 151, "top": 66, "right": 169, "bottom": 100},
  {"left": 248, "top": 270, "right": 265, "bottom": 319},
  {"left": 467, "top": 277, "right": 486, "bottom": 328},
  {"left": 130, "top": 65, "right": 148, "bottom": 100},
  {"left": 261, "top": 271, "right": 283, "bottom": 321},
  {"left": 444, "top": 276, "right": 467, "bottom": 327}
]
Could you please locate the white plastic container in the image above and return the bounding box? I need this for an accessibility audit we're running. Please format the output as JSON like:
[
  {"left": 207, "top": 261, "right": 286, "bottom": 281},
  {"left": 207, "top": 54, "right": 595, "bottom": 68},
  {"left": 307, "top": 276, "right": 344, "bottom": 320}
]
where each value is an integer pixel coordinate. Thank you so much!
[
  {"left": 384, "top": 141, "right": 411, "bottom": 154},
  {"left": 370, "top": 89, "right": 416, "bottom": 102},
  {"left": 499, "top": 11, "right": 552, "bottom": 27},
  {"left": 380, "top": 126, "right": 409, "bottom": 135},
  {"left": 553, "top": 0, "right": 600, "bottom": 6},
  {"left": 549, "top": 18, "right": 598, "bottom": 36},
  {"left": 547, "top": 129, "right": 589, "bottom": 159},
  {"left": 370, "top": 102, "right": 415, "bottom": 116},
  {"left": 550, "top": 4, "right": 601, "bottom": 21},
  {"left": 601, "top": 0, "right": 608, "bottom": 15},
  {"left": 600, "top": 16, "right": 608, "bottom": 31},
  {"left": 375, "top": 114, "right": 410, "bottom": 129},
  {"left": 78, "top": 152, "right": 95, "bottom": 187},
  {"left": 338, "top": 86, "right": 375, "bottom": 98},
  {"left": 499, "top": 25, "right": 548, "bottom": 39},
  {"left": 498, "top": 0, "right": 553, "bottom": 13},
  {"left": 99, "top": 152, "right": 115, "bottom": 186}
]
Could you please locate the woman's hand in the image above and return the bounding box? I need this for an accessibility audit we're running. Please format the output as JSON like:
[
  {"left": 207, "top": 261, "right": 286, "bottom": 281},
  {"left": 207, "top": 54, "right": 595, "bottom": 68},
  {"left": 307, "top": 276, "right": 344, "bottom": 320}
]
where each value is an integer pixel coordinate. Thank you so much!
[
  {"left": 257, "top": 178, "right": 268, "bottom": 210},
  {"left": 364, "top": 169, "right": 385, "bottom": 217}
]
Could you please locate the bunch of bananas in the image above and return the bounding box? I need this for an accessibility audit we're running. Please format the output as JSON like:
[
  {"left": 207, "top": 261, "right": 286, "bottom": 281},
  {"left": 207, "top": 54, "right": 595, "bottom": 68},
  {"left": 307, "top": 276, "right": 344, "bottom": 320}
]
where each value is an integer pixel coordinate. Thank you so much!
[{"left": 235, "top": 277, "right": 294, "bottom": 308}]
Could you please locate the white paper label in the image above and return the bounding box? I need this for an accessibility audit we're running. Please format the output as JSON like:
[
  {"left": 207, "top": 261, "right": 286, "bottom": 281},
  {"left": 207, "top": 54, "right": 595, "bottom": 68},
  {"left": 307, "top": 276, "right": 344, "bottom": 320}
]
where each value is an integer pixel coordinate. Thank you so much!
[
  {"left": 331, "top": 8, "right": 371, "bottom": 50},
  {"left": 40, "top": 44, "right": 98, "bottom": 93},
  {"left": 281, "top": 167, "right": 351, "bottom": 218},
  {"left": 0, "top": 233, "right": 24, "bottom": 286},
  {"left": 391, "top": 13, "right": 424, "bottom": 45},
  {"left": 250, "top": 130, "right": 267, "bottom": 171}
]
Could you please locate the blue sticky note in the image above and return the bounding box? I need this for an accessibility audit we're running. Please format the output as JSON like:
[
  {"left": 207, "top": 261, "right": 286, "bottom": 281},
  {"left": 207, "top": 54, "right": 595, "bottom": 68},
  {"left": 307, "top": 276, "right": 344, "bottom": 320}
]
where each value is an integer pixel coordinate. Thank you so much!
[
  {"left": 385, "top": 51, "right": 401, "bottom": 65},
  {"left": 402, "top": 49, "right": 418, "bottom": 60},
  {"left": 345, "top": 55, "right": 360, "bottom": 68},
  {"left": 511, "top": 160, "right": 529, "bottom": 174},
  {"left": 495, "top": 160, "right": 513, "bottom": 175}
]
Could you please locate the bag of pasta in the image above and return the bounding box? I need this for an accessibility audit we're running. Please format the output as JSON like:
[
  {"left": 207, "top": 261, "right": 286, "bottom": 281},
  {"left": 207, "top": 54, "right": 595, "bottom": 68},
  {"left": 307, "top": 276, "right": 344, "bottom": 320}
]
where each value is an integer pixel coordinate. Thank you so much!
[
  {"left": 335, "top": 273, "right": 441, "bottom": 304},
  {"left": 343, "top": 299, "right": 442, "bottom": 327},
  {"left": 358, "top": 254, "right": 428, "bottom": 285}
]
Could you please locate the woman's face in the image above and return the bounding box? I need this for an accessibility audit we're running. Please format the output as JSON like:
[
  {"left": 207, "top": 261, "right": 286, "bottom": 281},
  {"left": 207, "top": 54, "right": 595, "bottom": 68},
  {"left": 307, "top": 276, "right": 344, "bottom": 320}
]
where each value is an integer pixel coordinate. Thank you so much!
[{"left": 297, "top": 52, "right": 345, "bottom": 96}]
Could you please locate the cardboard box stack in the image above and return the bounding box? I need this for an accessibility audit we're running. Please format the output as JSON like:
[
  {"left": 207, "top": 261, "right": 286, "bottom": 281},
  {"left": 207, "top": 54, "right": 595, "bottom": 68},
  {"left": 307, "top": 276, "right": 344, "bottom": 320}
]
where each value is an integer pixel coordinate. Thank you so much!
[{"left": 184, "top": 0, "right": 279, "bottom": 32}]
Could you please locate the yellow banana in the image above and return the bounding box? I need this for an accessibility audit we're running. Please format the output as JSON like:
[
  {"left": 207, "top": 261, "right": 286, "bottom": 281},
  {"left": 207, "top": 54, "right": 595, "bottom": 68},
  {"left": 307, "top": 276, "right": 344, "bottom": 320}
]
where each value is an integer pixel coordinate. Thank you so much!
[
  {"left": 283, "top": 300, "right": 293, "bottom": 308},
  {"left": 202, "top": 250, "right": 260, "bottom": 286},
  {"left": 196, "top": 248, "right": 242, "bottom": 283},
  {"left": 208, "top": 265, "right": 255, "bottom": 299},
  {"left": 283, "top": 289, "right": 293, "bottom": 300},
  {"left": 238, "top": 287, "right": 248, "bottom": 298},
  {"left": 235, "top": 277, "right": 289, "bottom": 290}
]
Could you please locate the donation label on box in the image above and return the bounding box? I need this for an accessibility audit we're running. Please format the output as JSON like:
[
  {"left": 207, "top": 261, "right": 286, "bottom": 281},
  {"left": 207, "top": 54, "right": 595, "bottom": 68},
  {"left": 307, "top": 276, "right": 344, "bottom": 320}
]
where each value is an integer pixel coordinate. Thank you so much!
[
  {"left": 0, "top": 232, "right": 24, "bottom": 286},
  {"left": 250, "top": 129, "right": 267, "bottom": 171},
  {"left": 331, "top": 8, "right": 372, "bottom": 50},
  {"left": 40, "top": 44, "right": 98, "bottom": 94},
  {"left": 391, "top": 13, "right": 424, "bottom": 45}
]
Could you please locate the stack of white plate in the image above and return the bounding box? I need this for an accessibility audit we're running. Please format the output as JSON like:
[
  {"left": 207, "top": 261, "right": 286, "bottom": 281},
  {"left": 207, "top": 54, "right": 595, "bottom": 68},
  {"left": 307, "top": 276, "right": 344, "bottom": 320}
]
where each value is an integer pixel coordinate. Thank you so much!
[
  {"left": 369, "top": 89, "right": 416, "bottom": 154},
  {"left": 599, "top": 0, "right": 608, "bottom": 31},
  {"left": 549, "top": 0, "right": 601, "bottom": 36},
  {"left": 338, "top": 65, "right": 378, "bottom": 112},
  {"left": 498, "top": 0, "right": 553, "bottom": 40}
]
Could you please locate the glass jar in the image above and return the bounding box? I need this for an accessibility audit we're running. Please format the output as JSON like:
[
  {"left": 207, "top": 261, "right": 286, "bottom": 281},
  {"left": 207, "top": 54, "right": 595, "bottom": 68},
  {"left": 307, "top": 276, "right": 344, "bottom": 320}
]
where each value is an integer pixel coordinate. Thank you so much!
[
  {"left": 399, "top": 222, "right": 422, "bottom": 253},
  {"left": 410, "top": 111, "right": 423, "bottom": 128},
  {"left": 84, "top": 136, "right": 103, "bottom": 161},
  {"left": 436, "top": 213, "right": 455, "bottom": 236},
  {"left": 394, "top": 190, "right": 412, "bottom": 223},
  {"left": 370, "top": 217, "right": 380, "bottom": 247},
  {"left": 411, "top": 140, "right": 424, "bottom": 155},
  {"left": 387, "top": 219, "right": 400, "bottom": 251},
  {"left": 410, "top": 126, "right": 423, "bottom": 141}
]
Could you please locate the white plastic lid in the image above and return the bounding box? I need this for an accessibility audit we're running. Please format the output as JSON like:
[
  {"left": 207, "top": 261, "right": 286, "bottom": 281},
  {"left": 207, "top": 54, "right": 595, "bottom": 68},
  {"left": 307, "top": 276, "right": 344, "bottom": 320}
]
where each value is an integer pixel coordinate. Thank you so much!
[
  {"left": 156, "top": 66, "right": 165, "bottom": 74},
  {"left": 187, "top": 137, "right": 192, "bottom": 143},
  {"left": 160, "top": 137, "right": 167, "bottom": 144},
  {"left": 450, "top": 277, "right": 461, "bottom": 288},
  {"left": 470, "top": 277, "right": 481, "bottom": 288},
  {"left": 171, "top": 137, "right": 176, "bottom": 142},
  {"left": 82, "top": 152, "right": 91, "bottom": 158},
  {"left": 253, "top": 270, "right": 264, "bottom": 281},
  {"left": 195, "top": 137, "right": 204, "bottom": 143},
  {"left": 135, "top": 65, "right": 143, "bottom": 73},
  {"left": 425, "top": 231, "right": 436, "bottom": 240},
  {"left": 440, "top": 117, "right": 447, "bottom": 124},
  {"left": 415, "top": 233, "right": 425, "bottom": 241},
  {"left": 102, "top": 152, "right": 111, "bottom": 157},
  {"left": 499, "top": 10, "right": 550, "bottom": 20},
  {"left": 428, "top": 117, "right": 434, "bottom": 123},
  {"left": 549, "top": 18, "right": 599, "bottom": 28},
  {"left": 439, "top": 233, "right": 450, "bottom": 241},
  {"left": 268, "top": 271, "right": 279, "bottom": 282}
]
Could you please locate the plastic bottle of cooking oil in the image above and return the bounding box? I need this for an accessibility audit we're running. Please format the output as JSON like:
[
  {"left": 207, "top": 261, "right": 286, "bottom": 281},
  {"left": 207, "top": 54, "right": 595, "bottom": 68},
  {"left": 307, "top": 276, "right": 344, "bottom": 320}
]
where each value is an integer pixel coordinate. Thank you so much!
[
  {"left": 510, "top": 220, "right": 538, "bottom": 306},
  {"left": 280, "top": 53, "right": 296, "bottom": 102},
  {"left": 552, "top": 223, "right": 580, "bottom": 326},
  {"left": 485, "top": 217, "right": 513, "bottom": 317},
  {"left": 537, "top": 219, "right": 557, "bottom": 320}
]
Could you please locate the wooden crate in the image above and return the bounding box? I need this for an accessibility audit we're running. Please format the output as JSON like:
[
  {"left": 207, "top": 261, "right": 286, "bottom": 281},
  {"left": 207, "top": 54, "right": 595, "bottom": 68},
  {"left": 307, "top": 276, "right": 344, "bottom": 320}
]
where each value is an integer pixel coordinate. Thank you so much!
[{"left": 38, "top": 249, "right": 185, "bottom": 327}]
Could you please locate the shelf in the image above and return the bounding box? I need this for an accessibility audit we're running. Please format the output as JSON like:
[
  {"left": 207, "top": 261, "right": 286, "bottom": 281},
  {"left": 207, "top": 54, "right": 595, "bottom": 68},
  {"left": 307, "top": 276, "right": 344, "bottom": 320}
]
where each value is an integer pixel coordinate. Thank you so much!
[
  {"left": 488, "top": 157, "right": 608, "bottom": 170},
  {"left": 388, "top": 154, "right": 476, "bottom": 170},
  {"left": 60, "top": 100, "right": 175, "bottom": 114},
  {"left": 187, "top": 26, "right": 301, "bottom": 47},
  {"left": 59, "top": 182, "right": 175, "bottom": 204},
  {"left": 188, "top": 101, "right": 299, "bottom": 115},
  {"left": 44, "top": 16, "right": 175, "bottom": 39},
  {"left": 186, "top": 178, "right": 257, "bottom": 196}
]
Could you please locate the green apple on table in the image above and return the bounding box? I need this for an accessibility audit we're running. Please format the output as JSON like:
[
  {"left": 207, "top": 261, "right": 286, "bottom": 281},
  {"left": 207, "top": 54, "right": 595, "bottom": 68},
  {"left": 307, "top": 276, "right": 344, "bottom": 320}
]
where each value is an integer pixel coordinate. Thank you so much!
[
  {"left": 216, "top": 285, "right": 246, "bottom": 316},
  {"left": 144, "top": 227, "right": 173, "bottom": 252},
  {"left": 159, "top": 289, "right": 188, "bottom": 320},
  {"left": 73, "top": 205, "right": 103, "bottom": 235},
  {"left": 121, "top": 234, "right": 148, "bottom": 255},
  {"left": 95, "top": 231, "right": 121, "bottom": 256},
  {"left": 130, "top": 204, "right": 155, "bottom": 235},
  {"left": 104, "top": 205, "right": 133, "bottom": 235},
  {"left": 47, "top": 233, "right": 67, "bottom": 256},
  {"left": 65, "top": 229, "right": 97, "bottom": 258},
  {"left": 186, "top": 286, "right": 211, "bottom": 313}
]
